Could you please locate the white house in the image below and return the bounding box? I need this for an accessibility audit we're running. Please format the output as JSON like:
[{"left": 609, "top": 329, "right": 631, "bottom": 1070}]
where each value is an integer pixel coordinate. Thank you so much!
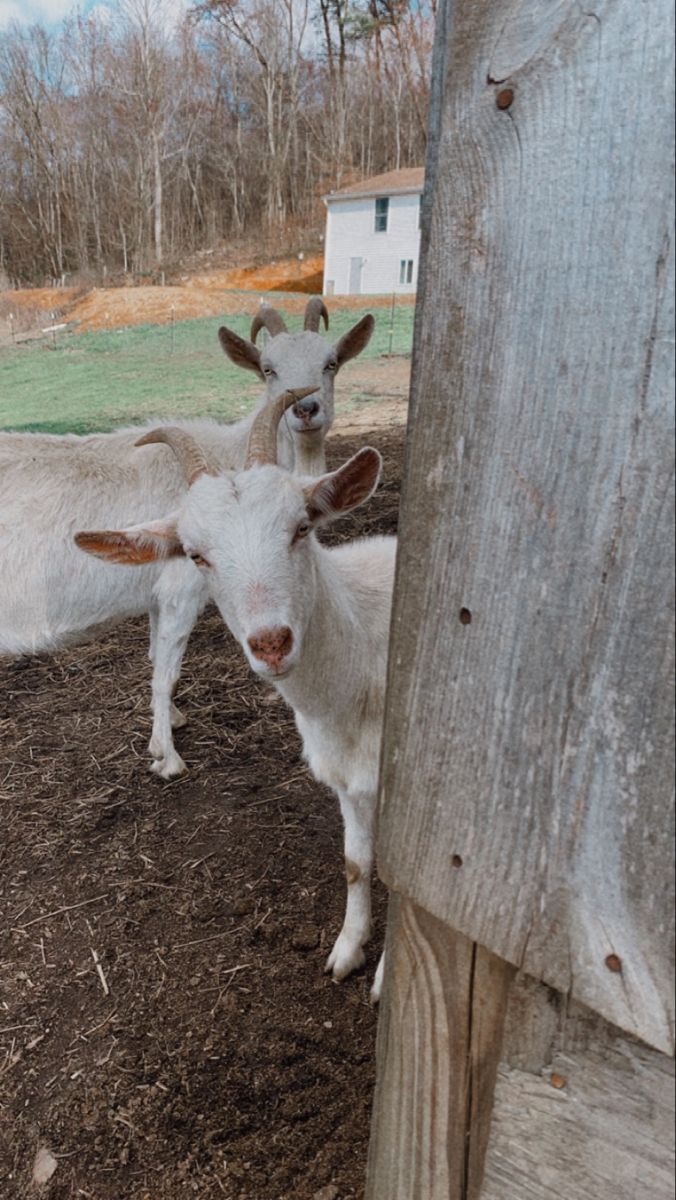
[{"left": 322, "top": 167, "right": 424, "bottom": 296}]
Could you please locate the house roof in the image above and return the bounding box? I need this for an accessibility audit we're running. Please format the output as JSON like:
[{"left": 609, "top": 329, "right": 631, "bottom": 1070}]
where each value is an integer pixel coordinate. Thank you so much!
[{"left": 323, "top": 167, "right": 424, "bottom": 203}]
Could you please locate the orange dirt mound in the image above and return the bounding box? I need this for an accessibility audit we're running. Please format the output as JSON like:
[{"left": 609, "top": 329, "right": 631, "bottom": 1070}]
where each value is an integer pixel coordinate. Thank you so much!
[
  {"left": 4, "top": 286, "right": 81, "bottom": 312},
  {"left": 2, "top": 258, "right": 416, "bottom": 333},
  {"left": 67, "top": 286, "right": 234, "bottom": 331},
  {"left": 190, "top": 254, "right": 324, "bottom": 294}
]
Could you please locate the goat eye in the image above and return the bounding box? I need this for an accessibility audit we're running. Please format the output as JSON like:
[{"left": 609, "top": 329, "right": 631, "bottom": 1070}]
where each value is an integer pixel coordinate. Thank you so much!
[
  {"left": 294, "top": 521, "right": 311, "bottom": 542},
  {"left": 190, "top": 552, "right": 210, "bottom": 568},
  {"left": 325, "top": 360, "right": 338, "bottom": 373},
  {"left": 262, "top": 365, "right": 275, "bottom": 377}
]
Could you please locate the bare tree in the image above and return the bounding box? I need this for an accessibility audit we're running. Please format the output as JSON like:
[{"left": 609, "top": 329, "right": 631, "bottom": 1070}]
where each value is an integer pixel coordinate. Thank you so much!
[{"left": 0, "top": 0, "right": 433, "bottom": 284}]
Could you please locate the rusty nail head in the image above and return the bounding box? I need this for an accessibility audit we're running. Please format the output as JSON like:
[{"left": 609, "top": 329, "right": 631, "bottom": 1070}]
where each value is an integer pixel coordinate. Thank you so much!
[
  {"left": 496, "top": 88, "right": 514, "bottom": 110},
  {"left": 550, "top": 1073, "right": 567, "bottom": 1090},
  {"left": 451, "top": 854, "right": 463, "bottom": 868},
  {"left": 605, "top": 953, "right": 622, "bottom": 973}
]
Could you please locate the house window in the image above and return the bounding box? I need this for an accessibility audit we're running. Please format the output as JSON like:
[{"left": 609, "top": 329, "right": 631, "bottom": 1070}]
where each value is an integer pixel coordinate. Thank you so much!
[
  {"left": 374, "top": 197, "right": 389, "bottom": 232},
  {"left": 399, "top": 259, "right": 414, "bottom": 285}
]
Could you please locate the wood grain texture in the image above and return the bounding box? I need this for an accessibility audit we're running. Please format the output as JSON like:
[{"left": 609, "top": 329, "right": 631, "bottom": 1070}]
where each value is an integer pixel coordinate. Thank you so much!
[
  {"left": 482, "top": 973, "right": 676, "bottom": 1199},
  {"left": 378, "top": 0, "right": 675, "bottom": 1051},
  {"left": 365, "top": 897, "right": 513, "bottom": 1200}
]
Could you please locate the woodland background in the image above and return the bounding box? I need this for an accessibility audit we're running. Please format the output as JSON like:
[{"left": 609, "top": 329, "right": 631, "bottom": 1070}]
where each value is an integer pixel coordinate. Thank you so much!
[{"left": 0, "top": 0, "right": 433, "bottom": 285}]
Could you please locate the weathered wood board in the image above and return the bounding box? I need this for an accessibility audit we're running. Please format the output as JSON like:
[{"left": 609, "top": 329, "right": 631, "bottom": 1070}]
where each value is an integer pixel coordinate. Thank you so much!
[
  {"left": 378, "top": 0, "right": 676, "bottom": 1053},
  {"left": 366, "top": 898, "right": 514, "bottom": 1200},
  {"left": 483, "top": 974, "right": 676, "bottom": 1200},
  {"left": 367, "top": 907, "right": 675, "bottom": 1200}
]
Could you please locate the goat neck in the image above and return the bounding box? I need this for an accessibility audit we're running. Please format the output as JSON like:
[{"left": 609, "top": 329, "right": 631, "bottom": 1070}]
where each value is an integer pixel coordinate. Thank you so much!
[{"left": 272, "top": 545, "right": 372, "bottom": 720}]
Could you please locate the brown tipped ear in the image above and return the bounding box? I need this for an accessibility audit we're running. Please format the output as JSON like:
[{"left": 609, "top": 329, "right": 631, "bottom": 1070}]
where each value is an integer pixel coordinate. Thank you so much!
[
  {"left": 334, "top": 314, "right": 375, "bottom": 369},
  {"left": 75, "top": 518, "right": 184, "bottom": 566},
  {"left": 304, "top": 447, "right": 382, "bottom": 522},
  {"left": 218, "top": 326, "right": 263, "bottom": 379}
]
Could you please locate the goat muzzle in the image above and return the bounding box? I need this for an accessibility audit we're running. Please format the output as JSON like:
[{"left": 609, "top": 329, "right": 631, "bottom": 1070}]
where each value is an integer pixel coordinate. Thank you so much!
[
  {"left": 247, "top": 626, "right": 294, "bottom": 672},
  {"left": 292, "top": 393, "right": 320, "bottom": 421}
]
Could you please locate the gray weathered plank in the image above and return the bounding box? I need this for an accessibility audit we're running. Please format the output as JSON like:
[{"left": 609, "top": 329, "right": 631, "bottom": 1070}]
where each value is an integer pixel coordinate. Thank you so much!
[
  {"left": 365, "top": 897, "right": 513, "bottom": 1200},
  {"left": 378, "top": 0, "right": 675, "bottom": 1052},
  {"left": 482, "top": 974, "right": 676, "bottom": 1200}
]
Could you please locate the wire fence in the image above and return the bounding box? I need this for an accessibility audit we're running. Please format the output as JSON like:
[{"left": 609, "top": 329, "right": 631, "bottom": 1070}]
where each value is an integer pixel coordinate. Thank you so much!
[{"left": 0, "top": 294, "right": 415, "bottom": 435}]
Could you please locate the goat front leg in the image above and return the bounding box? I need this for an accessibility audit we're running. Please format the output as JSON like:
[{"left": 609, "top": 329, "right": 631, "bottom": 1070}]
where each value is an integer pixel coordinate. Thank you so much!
[
  {"left": 148, "top": 563, "right": 208, "bottom": 780},
  {"left": 326, "top": 787, "right": 375, "bottom": 982}
]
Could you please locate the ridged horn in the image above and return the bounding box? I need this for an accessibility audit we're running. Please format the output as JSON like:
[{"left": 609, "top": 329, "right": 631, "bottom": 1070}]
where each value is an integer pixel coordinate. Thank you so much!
[
  {"left": 135, "top": 427, "right": 215, "bottom": 486},
  {"left": 250, "top": 304, "right": 288, "bottom": 343},
  {"left": 304, "top": 297, "right": 329, "bottom": 332},
  {"left": 245, "top": 386, "right": 317, "bottom": 469}
]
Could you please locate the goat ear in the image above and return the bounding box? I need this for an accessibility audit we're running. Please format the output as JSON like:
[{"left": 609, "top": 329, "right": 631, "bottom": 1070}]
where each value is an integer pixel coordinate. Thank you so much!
[
  {"left": 218, "top": 326, "right": 263, "bottom": 378},
  {"left": 74, "top": 518, "right": 184, "bottom": 565},
  {"left": 334, "top": 314, "right": 375, "bottom": 369},
  {"left": 304, "top": 448, "right": 382, "bottom": 522}
]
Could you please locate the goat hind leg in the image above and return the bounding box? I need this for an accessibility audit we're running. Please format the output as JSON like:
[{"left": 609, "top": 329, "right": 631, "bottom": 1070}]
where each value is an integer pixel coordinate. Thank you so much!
[{"left": 148, "top": 566, "right": 207, "bottom": 779}]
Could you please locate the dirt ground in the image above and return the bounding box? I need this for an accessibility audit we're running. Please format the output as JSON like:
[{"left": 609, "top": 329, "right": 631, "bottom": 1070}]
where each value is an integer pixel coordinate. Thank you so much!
[{"left": 0, "top": 427, "right": 405, "bottom": 1200}]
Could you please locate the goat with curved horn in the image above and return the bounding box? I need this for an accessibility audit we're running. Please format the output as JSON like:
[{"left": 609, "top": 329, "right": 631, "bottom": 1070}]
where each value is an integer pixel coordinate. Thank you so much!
[
  {"left": 250, "top": 304, "right": 289, "bottom": 343},
  {"left": 135, "top": 427, "right": 216, "bottom": 486},
  {"left": 245, "top": 387, "right": 317, "bottom": 469},
  {"left": 304, "top": 297, "right": 329, "bottom": 332}
]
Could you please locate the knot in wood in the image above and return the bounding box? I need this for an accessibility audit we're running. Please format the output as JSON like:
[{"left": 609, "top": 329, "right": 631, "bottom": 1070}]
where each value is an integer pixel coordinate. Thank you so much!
[
  {"left": 496, "top": 87, "right": 515, "bottom": 110},
  {"left": 605, "top": 953, "right": 623, "bottom": 973}
]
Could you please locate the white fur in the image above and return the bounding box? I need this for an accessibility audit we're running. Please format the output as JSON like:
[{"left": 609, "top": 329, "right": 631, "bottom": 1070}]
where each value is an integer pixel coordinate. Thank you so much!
[
  {"left": 91, "top": 458, "right": 395, "bottom": 995},
  {"left": 0, "top": 314, "right": 373, "bottom": 778}
]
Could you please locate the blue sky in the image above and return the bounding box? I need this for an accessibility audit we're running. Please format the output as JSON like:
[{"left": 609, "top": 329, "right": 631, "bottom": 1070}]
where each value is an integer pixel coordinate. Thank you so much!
[
  {"left": 0, "top": 0, "right": 77, "bottom": 26},
  {"left": 0, "top": 0, "right": 188, "bottom": 30}
]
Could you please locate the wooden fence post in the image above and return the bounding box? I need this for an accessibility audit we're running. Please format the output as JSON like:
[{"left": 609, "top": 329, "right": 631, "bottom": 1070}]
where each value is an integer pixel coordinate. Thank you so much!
[{"left": 367, "top": 0, "right": 675, "bottom": 1193}]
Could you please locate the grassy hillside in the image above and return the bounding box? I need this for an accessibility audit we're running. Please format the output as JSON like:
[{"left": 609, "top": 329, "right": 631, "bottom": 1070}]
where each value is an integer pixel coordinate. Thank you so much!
[{"left": 0, "top": 302, "right": 414, "bottom": 435}]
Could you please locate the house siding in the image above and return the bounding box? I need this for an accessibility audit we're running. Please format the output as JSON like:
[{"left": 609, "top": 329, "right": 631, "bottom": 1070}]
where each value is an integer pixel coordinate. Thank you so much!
[{"left": 323, "top": 192, "right": 421, "bottom": 295}]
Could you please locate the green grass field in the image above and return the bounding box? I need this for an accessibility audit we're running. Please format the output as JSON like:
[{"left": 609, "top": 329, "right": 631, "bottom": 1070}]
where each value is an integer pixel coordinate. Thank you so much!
[{"left": 0, "top": 300, "right": 414, "bottom": 435}]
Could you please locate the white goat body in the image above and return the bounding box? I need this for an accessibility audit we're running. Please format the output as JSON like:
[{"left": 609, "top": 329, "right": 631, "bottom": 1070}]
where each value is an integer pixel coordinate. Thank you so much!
[
  {"left": 278, "top": 537, "right": 395, "bottom": 995},
  {"left": 76, "top": 402, "right": 396, "bottom": 996},
  {"left": 0, "top": 415, "right": 288, "bottom": 657}
]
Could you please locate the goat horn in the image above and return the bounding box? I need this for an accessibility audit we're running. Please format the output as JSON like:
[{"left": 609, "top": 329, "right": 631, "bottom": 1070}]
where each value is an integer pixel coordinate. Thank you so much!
[
  {"left": 250, "top": 304, "right": 288, "bottom": 343},
  {"left": 245, "top": 386, "right": 317, "bottom": 469},
  {"left": 304, "top": 297, "right": 329, "bottom": 332},
  {"left": 135, "top": 427, "right": 216, "bottom": 486}
]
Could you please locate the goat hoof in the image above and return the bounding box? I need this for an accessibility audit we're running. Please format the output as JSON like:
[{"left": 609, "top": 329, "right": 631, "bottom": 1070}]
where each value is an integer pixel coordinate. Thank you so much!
[
  {"left": 325, "top": 936, "right": 366, "bottom": 982},
  {"left": 150, "top": 753, "right": 187, "bottom": 780}
]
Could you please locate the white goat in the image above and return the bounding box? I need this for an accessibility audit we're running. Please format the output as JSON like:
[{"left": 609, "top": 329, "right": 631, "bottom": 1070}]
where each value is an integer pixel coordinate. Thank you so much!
[
  {"left": 0, "top": 300, "right": 374, "bottom": 779},
  {"left": 76, "top": 393, "right": 395, "bottom": 998}
]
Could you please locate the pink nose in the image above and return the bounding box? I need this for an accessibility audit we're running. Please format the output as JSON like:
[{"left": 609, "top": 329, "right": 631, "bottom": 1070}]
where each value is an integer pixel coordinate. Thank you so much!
[{"left": 247, "top": 626, "right": 294, "bottom": 670}]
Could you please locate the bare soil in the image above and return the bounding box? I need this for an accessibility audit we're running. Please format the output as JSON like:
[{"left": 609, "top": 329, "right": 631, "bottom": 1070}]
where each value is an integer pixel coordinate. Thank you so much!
[
  {"left": 1, "top": 259, "right": 415, "bottom": 339},
  {"left": 334, "top": 358, "right": 410, "bottom": 435},
  {"left": 0, "top": 428, "right": 405, "bottom": 1200}
]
